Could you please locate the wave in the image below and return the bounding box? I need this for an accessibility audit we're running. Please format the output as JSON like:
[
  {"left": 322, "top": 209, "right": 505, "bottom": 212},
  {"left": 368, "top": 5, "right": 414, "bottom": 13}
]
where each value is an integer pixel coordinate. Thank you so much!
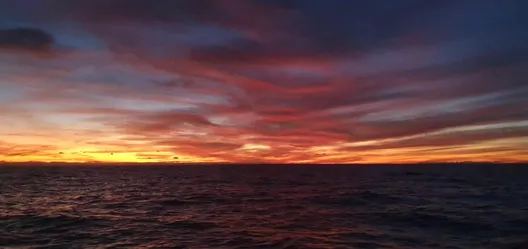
[
  {"left": 1, "top": 165, "right": 527, "bottom": 248},
  {"left": 311, "top": 190, "right": 404, "bottom": 207},
  {"left": 164, "top": 220, "right": 218, "bottom": 230}
]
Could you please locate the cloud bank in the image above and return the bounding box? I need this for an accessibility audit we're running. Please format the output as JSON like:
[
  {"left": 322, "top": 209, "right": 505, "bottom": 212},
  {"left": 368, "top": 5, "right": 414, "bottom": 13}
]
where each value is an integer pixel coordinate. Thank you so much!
[{"left": 0, "top": 0, "right": 527, "bottom": 163}]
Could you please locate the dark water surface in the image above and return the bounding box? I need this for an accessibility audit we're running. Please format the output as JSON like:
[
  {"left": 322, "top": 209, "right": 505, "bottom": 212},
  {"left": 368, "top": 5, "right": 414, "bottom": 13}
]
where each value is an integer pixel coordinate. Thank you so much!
[{"left": 1, "top": 164, "right": 527, "bottom": 249}]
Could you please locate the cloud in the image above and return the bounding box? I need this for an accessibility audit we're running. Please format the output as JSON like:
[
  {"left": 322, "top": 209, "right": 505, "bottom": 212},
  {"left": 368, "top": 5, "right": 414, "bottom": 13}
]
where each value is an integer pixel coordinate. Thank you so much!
[
  {"left": 0, "top": 28, "right": 54, "bottom": 50},
  {"left": 0, "top": 141, "right": 58, "bottom": 158},
  {"left": 0, "top": 0, "right": 527, "bottom": 163},
  {"left": 341, "top": 121, "right": 528, "bottom": 151}
]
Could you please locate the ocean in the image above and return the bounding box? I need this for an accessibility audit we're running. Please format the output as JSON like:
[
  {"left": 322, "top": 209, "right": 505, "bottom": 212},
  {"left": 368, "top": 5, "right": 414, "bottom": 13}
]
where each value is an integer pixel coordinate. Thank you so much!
[{"left": 0, "top": 164, "right": 527, "bottom": 249}]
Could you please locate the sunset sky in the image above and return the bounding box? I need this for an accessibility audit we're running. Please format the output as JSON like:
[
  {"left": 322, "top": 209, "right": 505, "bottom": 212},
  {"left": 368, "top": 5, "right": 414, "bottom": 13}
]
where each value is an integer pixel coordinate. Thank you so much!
[{"left": 0, "top": 0, "right": 527, "bottom": 164}]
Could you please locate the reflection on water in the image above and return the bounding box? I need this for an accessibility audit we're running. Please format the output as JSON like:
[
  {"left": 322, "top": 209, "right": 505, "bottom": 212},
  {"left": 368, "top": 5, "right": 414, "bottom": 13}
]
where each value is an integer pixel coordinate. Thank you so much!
[{"left": 0, "top": 164, "right": 527, "bottom": 248}]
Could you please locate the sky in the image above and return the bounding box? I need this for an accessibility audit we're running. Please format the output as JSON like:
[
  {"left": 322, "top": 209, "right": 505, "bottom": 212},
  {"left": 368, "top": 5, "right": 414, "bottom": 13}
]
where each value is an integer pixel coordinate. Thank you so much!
[{"left": 0, "top": 0, "right": 527, "bottom": 164}]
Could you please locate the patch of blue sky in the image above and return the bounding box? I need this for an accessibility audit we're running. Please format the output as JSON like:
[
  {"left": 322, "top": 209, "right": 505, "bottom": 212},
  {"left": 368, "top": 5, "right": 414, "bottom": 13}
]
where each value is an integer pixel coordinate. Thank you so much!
[
  {"left": 50, "top": 22, "right": 107, "bottom": 51},
  {"left": 107, "top": 98, "right": 198, "bottom": 113},
  {"left": 339, "top": 30, "right": 526, "bottom": 80},
  {"left": 173, "top": 24, "right": 245, "bottom": 47},
  {"left": 0, "top": 84, "right": 26, "bottom": 103},
  {"left": 112, "top": 23, "right": 245, "bottom": 59},
  {"left": 338, "top": 44, "right": 445, "bottom": 78},
  {"left": 65, "top": 63, "right": 175, "bottom": 88}
]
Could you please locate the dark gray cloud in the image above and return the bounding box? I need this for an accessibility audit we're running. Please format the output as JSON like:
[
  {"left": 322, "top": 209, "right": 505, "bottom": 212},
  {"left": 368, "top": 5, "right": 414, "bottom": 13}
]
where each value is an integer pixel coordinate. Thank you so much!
[{"left": 0, "top": 28, "right": 54, "bottom": 50}]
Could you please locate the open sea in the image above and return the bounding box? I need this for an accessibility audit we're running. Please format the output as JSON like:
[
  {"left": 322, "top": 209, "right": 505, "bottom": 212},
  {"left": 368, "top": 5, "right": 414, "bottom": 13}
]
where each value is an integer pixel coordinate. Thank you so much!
[{"left": 0, "top": 164, "right": 527, "bottom": 249}]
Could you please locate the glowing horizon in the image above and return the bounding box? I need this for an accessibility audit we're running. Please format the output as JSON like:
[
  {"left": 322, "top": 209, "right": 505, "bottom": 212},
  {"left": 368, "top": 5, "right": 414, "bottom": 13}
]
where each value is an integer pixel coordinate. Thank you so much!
[{"left": 1, "top": 1, "right": 527, "bottom": 164}]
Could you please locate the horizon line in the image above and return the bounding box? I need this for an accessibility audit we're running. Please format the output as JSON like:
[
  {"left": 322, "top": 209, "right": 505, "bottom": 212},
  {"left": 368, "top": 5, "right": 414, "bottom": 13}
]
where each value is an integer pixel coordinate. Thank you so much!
[{"left": 1, "top": 161, "right": 526, "bottom": 166}]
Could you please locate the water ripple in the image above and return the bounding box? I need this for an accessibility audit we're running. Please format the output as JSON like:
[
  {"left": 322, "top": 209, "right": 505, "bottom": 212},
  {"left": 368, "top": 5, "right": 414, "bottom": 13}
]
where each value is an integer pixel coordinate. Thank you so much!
[{"left": 0, "top": 165, "right": 527, "bottom": 248}]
